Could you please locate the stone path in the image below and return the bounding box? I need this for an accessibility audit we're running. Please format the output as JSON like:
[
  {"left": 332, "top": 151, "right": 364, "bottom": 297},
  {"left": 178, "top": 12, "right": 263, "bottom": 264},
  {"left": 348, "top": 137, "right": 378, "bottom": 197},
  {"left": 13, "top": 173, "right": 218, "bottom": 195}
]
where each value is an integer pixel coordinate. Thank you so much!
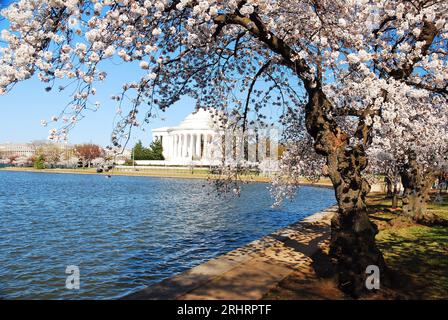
[{"left": 123, "top": 205, "right": 338, "bottom": 300}]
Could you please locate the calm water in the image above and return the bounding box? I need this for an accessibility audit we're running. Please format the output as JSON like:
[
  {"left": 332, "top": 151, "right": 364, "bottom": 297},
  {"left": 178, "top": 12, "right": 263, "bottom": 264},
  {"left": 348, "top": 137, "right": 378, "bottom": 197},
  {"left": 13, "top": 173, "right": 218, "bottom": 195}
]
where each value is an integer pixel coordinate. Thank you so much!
[{"left": 0, "top": 171, "right": 335, "bottom": 299}]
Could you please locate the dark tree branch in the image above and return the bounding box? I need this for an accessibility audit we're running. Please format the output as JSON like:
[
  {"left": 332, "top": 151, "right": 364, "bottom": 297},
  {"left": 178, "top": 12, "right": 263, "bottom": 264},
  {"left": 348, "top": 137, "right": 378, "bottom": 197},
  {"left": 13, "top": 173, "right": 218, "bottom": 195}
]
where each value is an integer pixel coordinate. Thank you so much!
[{"left": 242, "top": 60, "right": 272, "bottom": 132}]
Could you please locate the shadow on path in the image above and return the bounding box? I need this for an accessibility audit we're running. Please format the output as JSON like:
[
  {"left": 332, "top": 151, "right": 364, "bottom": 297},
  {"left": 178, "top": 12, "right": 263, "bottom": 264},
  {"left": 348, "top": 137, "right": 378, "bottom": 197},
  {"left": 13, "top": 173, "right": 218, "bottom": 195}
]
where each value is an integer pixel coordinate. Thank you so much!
[{"left": 124, "top": 207, "right": 339, "bottom": 300}]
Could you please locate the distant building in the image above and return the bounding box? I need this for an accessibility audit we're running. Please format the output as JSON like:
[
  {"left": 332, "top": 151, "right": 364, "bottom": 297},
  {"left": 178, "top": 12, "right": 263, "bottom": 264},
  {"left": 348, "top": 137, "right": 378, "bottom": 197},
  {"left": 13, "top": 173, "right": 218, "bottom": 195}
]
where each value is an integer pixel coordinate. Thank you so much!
[
  {"left": 0, "top": 143, "right": 35, "bottom": 158},
  {"left": 151, "top": 109, "right": 279, "bottom": 170},
  {"left": 152, "top": 108, "right": 221, "bottom": 166},
  {"left": 0, "top": 141, "right": 75, "bottom": 162},
  {"left": 105, "top": 148, "right": 132, "bottom": 165}
]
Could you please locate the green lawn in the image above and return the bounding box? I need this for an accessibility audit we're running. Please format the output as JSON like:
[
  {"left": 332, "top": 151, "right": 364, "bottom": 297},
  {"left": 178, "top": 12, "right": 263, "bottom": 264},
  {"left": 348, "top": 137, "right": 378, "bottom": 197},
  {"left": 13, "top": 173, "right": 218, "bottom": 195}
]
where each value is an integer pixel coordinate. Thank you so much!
[
  {"left": 369, "top": 193, "right": 448, "bottom": 299},
  {"left": 264, "top": 192, "right": 448, "bottom": 300}
]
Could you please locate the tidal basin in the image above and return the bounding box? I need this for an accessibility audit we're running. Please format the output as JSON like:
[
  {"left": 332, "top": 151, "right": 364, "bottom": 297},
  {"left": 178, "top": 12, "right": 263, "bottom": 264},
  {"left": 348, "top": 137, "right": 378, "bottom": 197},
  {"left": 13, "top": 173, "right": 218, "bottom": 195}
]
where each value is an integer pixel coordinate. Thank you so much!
[{"left": 0, "top": 171, "right": 335, "bottom": 299}]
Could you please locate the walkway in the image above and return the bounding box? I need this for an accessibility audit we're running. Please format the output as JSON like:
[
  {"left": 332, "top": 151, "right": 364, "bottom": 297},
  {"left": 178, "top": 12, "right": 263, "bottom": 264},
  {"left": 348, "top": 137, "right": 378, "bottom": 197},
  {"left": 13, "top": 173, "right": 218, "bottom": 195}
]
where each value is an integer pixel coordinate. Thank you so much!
[{"left": 123, "top": 205, "right": 338, "bottom": 300}]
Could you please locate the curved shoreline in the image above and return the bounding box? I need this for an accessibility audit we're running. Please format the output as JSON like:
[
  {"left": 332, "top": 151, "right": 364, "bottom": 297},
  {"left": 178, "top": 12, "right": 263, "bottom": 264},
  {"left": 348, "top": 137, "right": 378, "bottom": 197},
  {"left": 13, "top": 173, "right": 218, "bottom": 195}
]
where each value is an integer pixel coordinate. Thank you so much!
[
  {"left": 122, "top": 204, "right": 337, "bottom": 300},
  {"left": 0, "top": 167, "right": 334, "bottom": 188}
]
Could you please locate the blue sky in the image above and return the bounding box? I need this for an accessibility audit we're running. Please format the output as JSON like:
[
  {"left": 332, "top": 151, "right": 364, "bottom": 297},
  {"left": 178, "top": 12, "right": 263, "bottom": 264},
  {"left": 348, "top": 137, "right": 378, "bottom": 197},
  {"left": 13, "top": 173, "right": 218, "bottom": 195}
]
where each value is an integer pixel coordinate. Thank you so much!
[
  {"left": 0, "top": 0, "right": 11, "bottom": 7},
  {"left": 0, "top": 69, "right": 195, "bottom": 147},
  {"left": 0, "top": 0, "right": 287, "bottom": 148},
  {"left": 0, "top": 0, "right": 194, "bottom": 147},
  {"left": 0, "top": 48, "right": 281, "bottom": 149}
]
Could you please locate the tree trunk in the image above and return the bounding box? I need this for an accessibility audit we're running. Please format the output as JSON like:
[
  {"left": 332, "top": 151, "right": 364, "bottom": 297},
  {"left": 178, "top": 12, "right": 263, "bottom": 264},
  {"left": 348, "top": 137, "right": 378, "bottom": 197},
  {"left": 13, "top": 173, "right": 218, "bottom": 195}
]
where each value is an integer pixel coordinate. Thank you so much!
[
  {"left": 386, "top": 172, "right": 399, "bottom": 208},
  {"left": 391, "top": 189, "right": 398, "bottom": 209},
  {"left": 224, "top": 12, "right": 388, "bottom": 297},
  {"left": 400, "top": 159, "right": 436, "bottom": 221},
  {"left": 385, "top": 176, "right": 393, "bottom": 197},
  {"left": 326, "top": 149, "right": 387, "bottom": 297},
  {"left": 305, "top": 88, "right": 387, "bottom": 298}
]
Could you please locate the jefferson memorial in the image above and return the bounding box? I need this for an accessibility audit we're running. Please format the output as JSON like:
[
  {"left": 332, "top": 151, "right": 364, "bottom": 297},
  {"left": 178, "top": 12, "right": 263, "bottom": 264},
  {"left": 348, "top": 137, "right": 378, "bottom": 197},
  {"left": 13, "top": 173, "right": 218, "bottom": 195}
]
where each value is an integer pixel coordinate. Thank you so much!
[
  {"left": 151, "top": 108, "right": 279, "bottom": 169},
  {"left": 151, "top": 108, "right": 223, "bottom": 166}
]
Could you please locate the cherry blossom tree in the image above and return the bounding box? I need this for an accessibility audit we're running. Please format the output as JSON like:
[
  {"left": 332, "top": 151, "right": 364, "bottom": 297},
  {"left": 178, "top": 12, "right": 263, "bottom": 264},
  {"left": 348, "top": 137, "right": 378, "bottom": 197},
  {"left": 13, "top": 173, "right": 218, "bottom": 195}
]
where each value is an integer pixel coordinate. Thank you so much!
[
  {"left": 343, "top": 1, "right": 448, "bottom": 221},
  {"left": 1, "top": 0, "right": 447, "bottom": 296},
  {"left": 367, "top": 149, "right": 402, "bottom": 208},
  {"left": 271, "top": 106, "right": 325, "bottom": 207},
  {"left": 368, "top": 95, "right": 448, "bottom": 221}
]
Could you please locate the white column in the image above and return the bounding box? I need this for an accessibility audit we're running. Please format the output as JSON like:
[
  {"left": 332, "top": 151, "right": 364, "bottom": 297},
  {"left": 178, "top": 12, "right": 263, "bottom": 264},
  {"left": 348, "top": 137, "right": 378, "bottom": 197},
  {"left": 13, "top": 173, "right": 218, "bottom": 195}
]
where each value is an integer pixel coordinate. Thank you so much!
[
  {"left": 191, "top": 134, "right": 195, "bottom": 158},
  {"left": 171, "top": 135, "right": 175, "bottom": 159},
  {"left": 209, "top": 134, "right": 213, "bottom": 160},
  {"left": 209, "top": 133, "right": 215, "bottom": 161},
  {"left": 198, "top": 134, "right": 203, "bottom": 159},
  {"left": 235, "top": 133, "right": 243, "bottom": 161},
  {"left": 166, "top": 135, "right": 171, "bottom": 160},
  {"left": 162, "top": 135, "right": 168, "bottom": 159},
  {"left": 203, "top": 134, "right": 209, "bottom": 160},
  {"left": 176, "top": 134, "right": 180, "bottom": 159},
  {"left": 186, "top": 134, "right": 190, "bottom": 158},
  {"left": 163, "top": 135, "right": 167, "bottom": 159},
  {"left": 207, "top": 134, "right": 211, "bottom": 161},
  {"left": 202, "top": 133, "right": 207, "bottom": 160},
  {"left": 177, "top": 134, "right": 180, "bottom": 159},
  {"left": 185, "top": 134, "right": 189, "bottom": 158},
  {"left": 195, "top": 133, "right": 201, "bottom": 159},
  {"left": 189, "top": 134, "right": 194, "bottom": 160},
  {"left": 172, "top": 135, "right": 176, "bottom": 159},
  {"left": 181, "top": 134, "right": 185, "bottom": 158},
  {"left": 177, "top": 134, "right": 181, "bottom": 159},
  {"left": 173, "top": 135, "right": 177, "bottom": 160},
  {"left": 169, "top": 135, "right": 173, "bottom": 160}
]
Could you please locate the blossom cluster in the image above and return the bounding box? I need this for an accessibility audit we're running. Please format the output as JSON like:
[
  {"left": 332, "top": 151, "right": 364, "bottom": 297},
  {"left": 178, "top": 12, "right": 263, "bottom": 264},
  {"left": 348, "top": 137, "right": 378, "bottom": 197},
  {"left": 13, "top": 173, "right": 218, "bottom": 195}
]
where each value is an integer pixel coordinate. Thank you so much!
[{"left": 0, "top": 0, "right": 446, "bottom": 191}]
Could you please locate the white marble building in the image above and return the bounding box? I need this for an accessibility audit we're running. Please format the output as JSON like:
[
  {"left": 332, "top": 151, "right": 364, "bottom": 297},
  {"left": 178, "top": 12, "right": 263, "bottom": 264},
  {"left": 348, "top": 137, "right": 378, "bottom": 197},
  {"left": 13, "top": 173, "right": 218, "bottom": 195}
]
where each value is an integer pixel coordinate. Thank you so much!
[
  {"left": 152, "top": 108, "right": 221, "bottom": 166},
  {"left": 151, "top": 109, "right": 280, "bottom": 169}
]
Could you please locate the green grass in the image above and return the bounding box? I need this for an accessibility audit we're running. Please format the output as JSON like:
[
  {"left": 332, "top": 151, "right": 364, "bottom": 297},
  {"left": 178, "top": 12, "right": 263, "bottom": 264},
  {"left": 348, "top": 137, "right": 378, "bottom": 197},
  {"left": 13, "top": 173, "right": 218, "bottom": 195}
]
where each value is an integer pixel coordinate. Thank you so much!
[
  {"left": 263, "top": 192, "right": 448, "bottom": 300},
  {"left": 429, "top": 199, "right": 448, "bottom": 220},
  {"left": 371, "top": 192, "right": 448, "bottom": 299}
]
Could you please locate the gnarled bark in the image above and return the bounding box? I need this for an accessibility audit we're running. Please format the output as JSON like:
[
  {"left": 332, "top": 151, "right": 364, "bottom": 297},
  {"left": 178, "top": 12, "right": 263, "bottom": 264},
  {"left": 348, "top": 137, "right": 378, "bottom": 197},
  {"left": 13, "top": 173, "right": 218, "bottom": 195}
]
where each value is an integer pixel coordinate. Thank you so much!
[
  {"left": 400, "top": 158, "right": 437, "bottom": 222},
  {"left": 390, "top": 176, "right": 400, "bottom": 209},
  {"left": 305, "top": 89, "right": 387, "bottom": 297},
  {"left": 385, "top": 175, "right": 399, "bottom": 208},
  {"left": 391, "top": 186, "right": 399, "bottom": 209},
  {"left": 385, "top": 176, "right": 393, "bottom": 196},
  {"left": 214, "top": 12, "right": 387, "bottom": 298}
]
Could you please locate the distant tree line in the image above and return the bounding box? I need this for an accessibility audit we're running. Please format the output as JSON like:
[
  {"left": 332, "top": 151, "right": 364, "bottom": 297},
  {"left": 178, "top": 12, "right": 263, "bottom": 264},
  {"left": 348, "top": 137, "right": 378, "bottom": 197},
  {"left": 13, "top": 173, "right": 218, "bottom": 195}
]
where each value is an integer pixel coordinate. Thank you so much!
[
  {"left": 29, "top": 143, "right": 106, "bottom": 168},
  {"left": 74, "top": 144, "right": 105, "bottom": 167}
]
